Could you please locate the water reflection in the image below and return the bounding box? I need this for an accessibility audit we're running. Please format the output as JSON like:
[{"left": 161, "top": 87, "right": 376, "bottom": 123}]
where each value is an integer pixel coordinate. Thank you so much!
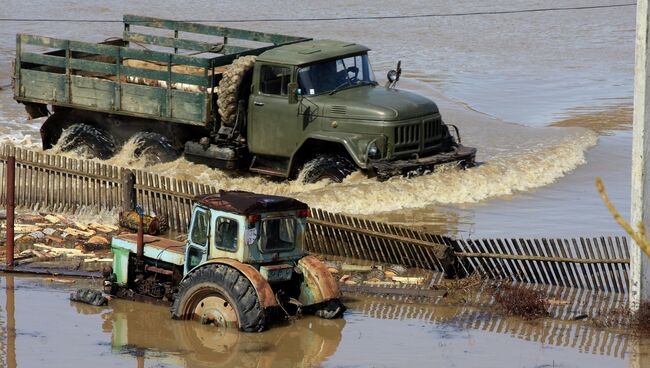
[
  {"left": 2, "top": 274, "right": 649, "bottom": 367},
  {"left": 2, "top": 275, "right": 16, "bottom": 368},
  {"left": 348, "top": 283, "right": 632, "bottom": 359},
  {"left": 73, "top": 299, "right": 345, "bottom": 368}
]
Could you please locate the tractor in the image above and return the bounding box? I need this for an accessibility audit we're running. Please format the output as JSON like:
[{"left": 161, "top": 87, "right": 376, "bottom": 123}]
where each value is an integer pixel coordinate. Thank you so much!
[{"left": 105, "top": 190, "right": 344, "bottom": 332}]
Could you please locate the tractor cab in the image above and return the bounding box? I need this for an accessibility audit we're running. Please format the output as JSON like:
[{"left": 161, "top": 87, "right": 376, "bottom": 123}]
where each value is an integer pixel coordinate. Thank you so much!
[{"left": 185, "top": 191, "right": 310, "bottom": 274}]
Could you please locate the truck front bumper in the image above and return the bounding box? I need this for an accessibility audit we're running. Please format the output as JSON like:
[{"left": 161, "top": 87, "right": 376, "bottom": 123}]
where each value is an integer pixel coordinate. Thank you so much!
[{"left": 368, "top": 144, "right": 477, "bottom": 181}]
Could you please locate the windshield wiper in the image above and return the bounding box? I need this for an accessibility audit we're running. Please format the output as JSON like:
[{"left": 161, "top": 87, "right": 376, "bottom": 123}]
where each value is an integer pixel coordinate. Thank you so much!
[
  {"left": 328, "top": 80, "right": 353, "bottom": 95},
  {"left": 328, "top": 80, "right": 376, "bottom": 95}
]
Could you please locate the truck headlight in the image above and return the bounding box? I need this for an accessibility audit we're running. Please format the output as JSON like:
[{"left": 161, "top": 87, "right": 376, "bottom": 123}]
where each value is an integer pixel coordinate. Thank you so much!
[{"left": 367, "top": 142, "right": 379, "bottom": 159}]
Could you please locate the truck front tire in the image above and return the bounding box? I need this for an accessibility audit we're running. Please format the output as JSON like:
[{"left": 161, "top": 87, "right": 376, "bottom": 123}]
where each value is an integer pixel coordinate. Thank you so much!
[
  {"left": 300, "top": 155, "right": 356, "bottom": 183},
  {"left": 171, "top": 264, "right": 266, "bottom": 332}
]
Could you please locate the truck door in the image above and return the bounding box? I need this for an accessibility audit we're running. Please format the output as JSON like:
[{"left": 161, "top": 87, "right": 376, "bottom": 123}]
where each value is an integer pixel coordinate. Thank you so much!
[
  {"left": 184, "top": 207, "right": 211, "bottom": 274},
  {"left": 248, "top": 64, "right": 299, "bottom": 157}
]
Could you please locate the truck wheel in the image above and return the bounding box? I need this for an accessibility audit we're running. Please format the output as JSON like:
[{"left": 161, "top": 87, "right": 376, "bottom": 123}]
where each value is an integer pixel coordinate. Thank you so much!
[
  {"left": 171, "top": 264, "right": 266, "bottom": 332},
  {"left": 300, "top": 155, "right": 356, "bottom": 183},
  {"left": 58, "top": 123, "right": 116, "bottom": 159},
  {"left": 132, "top": 132, "right": 179, "bottom": 165},
  {"left": 217, "top": 55, "right": 257, "bottom": 127}
]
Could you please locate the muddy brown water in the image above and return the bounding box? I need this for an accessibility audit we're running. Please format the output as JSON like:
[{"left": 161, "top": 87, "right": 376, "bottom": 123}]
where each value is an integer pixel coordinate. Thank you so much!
[
  {"left": 0, "top": 3, "right": 641, "bottom": 365},
  {"left": 1, "top": 274, "right": 650, "bottom": 368}
]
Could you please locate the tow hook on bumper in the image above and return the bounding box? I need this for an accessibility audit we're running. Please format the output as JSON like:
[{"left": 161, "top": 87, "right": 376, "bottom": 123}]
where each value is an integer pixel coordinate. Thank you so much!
[{"left": 369, "top": 144, "right": 477, "bottom": 181}]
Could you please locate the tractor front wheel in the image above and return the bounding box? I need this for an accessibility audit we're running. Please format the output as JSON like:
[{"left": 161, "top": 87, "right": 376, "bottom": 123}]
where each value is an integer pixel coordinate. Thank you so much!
[{"left": 171, "top": 264, "right": 266, "bottom": 332}]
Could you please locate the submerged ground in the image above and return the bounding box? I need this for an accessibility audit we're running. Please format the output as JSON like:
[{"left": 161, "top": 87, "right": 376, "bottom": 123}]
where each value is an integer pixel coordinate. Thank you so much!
[{"left": 1, "top": 274, "right": 647, "bottom": 368}]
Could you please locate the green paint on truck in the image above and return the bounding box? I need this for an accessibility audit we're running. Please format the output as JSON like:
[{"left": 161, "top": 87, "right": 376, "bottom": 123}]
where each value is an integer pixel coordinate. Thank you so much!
[{"left": 13, "top": 15, "right": 475, "bottom": 182}]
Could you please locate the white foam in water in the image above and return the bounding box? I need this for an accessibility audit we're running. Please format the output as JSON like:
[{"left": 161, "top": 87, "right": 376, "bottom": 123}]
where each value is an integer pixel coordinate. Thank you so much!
[
  {"left": 0, "top": 82, "right": 599, "bottom": 217},
  {"left": 13, "top": 112, "right": 598, "bottom": 216},
  {"left": 0, "top": 117, "right": 43, "bottom": 149}
]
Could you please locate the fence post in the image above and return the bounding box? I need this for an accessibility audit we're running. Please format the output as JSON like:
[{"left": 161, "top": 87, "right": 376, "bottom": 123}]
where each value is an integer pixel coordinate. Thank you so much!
[
  {"left": 632, "top": 0, "right": 650, "bottom": 312},
  {"left": 121, "top": 169, "right": 136, "bottom": 212},
  {"left": 6, "top": 155, "right": 15, "bottom": 268}
]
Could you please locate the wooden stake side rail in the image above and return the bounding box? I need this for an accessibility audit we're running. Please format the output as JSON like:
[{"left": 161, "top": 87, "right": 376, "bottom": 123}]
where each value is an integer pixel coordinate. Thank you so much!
[{"left": 0, "top": 143, "right": 632, "bottom": 293}]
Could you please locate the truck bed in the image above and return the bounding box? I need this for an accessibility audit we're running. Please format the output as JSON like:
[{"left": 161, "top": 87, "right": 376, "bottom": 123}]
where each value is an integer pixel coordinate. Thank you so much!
[
  {"left": 112, "top": 233, "right": 186, "bottom": 266},
  {"left": 14, "top": 14, "right": 308, "bottom": 126}
]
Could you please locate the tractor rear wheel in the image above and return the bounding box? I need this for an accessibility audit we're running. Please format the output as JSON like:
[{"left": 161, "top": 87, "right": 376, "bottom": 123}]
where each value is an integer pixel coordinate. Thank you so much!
[{"left": 171, "top": 264, "right": 266, "bottom": 332}]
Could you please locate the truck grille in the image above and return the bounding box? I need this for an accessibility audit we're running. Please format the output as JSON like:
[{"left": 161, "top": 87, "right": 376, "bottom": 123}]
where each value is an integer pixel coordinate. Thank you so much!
[{"left": 393, "top": 115, "right": 444, "bottom": 154}]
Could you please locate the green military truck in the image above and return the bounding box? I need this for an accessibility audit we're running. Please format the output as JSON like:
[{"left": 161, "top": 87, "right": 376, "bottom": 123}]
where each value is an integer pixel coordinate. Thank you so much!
[{"left": 13, "top": 15, "right": 476, "bottom": 182}]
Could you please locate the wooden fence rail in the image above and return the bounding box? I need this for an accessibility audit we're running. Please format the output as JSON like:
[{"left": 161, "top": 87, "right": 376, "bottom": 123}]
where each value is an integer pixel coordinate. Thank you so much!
[
  {"left": 0, "top": 145, "right": 123, "bottom": 212},
  {"left": 455, "top": 237, "right": 630, "bottom": 293},
  {"left": 0, "top": 143, "right": 633, "bottom": 293}
]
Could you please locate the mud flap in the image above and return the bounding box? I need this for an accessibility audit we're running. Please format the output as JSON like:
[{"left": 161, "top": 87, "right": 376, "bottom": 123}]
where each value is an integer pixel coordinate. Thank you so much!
[{"left": 297, "top": 256, "right": 341, "bottom": 307}]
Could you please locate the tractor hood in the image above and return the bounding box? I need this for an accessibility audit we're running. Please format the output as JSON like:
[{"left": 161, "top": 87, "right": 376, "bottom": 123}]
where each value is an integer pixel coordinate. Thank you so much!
[{"left": 316, "top": 85, "right": 439, "bottom": 121}]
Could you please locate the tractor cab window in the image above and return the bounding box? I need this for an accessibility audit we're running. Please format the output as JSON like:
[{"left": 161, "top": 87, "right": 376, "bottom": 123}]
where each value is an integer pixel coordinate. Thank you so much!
[
  {"left": 187, "top": 208, "right": 210, "bottom": 271},
  {"left": 190, "top": 210, "right": 209, "bottom": 246},
  {"left": 215, "top": 217, "right": 239, "bottom": 251},
  {"left": 260, "top": 217, "right": 297, "bottom": 252},
  {"left": 297, "top": 53, "right": 376, "bottom": 96},
  {"left": 260, "top": 65, "right": 291, "bottom": 96}
]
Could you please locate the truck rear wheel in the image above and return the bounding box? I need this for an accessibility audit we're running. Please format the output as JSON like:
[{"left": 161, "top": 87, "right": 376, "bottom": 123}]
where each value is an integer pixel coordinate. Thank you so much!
[
  {"left": 217, "top": 55, "right": 256, "bottom": 127},
  {"left": 300, "top": 155, "right": 356, "bottom": 183},
  {"left": 132, "top": 132, "right": 180, "bottom": 165},
  {"left": 171, "top": 264, "right": 266, "bottom": 332},
  {"left": 58, "top": 123, "right": 116, "bottom": 159}
]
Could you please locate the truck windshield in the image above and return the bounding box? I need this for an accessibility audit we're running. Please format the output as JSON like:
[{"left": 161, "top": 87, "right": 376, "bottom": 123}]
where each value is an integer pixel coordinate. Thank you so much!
[
  {"left": 260, "top": 217, "right": 297, "bottom": 251},
  {"left": 297, "top": 54, "right": 376, "bottom": 96}
]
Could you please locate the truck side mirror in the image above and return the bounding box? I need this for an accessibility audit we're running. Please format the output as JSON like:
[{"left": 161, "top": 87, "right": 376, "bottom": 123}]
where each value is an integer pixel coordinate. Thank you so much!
[{"left": 288, "top": 82, "right": 299, "bottom": 104}]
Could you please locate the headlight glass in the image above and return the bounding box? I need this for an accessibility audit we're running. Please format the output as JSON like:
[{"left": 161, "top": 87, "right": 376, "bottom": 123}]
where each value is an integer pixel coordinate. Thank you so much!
[{"left": 367, "top": 142, "right": 379, "bottom": 159}]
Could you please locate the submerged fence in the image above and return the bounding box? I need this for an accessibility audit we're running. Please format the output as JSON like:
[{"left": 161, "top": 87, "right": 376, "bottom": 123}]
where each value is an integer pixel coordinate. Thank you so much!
[
  {"left": 357, "top": 285, "right": 628, "bottom": 359},
  {"left": 0, "top": 143, "right": 633, "bottom": 293}
]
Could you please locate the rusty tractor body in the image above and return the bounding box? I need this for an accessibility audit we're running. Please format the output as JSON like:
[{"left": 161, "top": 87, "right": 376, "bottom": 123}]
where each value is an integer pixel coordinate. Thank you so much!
[{"left": 107, "top": 191, "right": 344, "bottom": 332}]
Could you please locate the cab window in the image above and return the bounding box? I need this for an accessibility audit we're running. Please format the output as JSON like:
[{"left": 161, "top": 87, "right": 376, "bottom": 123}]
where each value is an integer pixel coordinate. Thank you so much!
[
  {"left": 260, "top": 217, "right": 297, "bottom": 252},
  {"left": 260, "top": 65, "right": 291, "bottom": 96},
  {"left": 215, "top": 217, "right": 239, "bottom": 251},
  {"left": 190, "top": 209, "right": 209, "bottom": 246}
]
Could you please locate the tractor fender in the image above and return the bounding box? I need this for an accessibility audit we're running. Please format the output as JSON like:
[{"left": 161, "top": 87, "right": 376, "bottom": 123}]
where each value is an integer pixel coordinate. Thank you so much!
[
  {"left": 297, "top": 255, "right": 341, "bottom": 306},
  {"left": 183, "top": 258, "right": 278, "bottom": 308}
]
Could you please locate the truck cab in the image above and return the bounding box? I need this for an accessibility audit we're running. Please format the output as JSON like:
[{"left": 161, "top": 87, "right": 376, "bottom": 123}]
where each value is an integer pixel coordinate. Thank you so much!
[{"left": 246, "top": 39, "right": 476, "bottom": 181}]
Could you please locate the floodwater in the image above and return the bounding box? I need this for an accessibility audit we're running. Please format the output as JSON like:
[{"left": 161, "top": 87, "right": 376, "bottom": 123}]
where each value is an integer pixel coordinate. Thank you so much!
[
  {"left": 0, "top": 0, "right": 637, "bottom": 238},
  {"left": 0, "top": 2, "right": 642, "bottom": 366},
  {"left": 2, "top": 274, "right": 650, "bottom": 368}
]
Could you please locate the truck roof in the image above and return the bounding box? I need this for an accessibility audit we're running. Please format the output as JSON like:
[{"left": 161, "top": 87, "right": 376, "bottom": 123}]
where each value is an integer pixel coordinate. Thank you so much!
[
  {"left": 194, "top": 190, "right": 309, "bottom": 215},
  {"left": 257, "top": 39, "right": 370, "bottom": 66}
]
